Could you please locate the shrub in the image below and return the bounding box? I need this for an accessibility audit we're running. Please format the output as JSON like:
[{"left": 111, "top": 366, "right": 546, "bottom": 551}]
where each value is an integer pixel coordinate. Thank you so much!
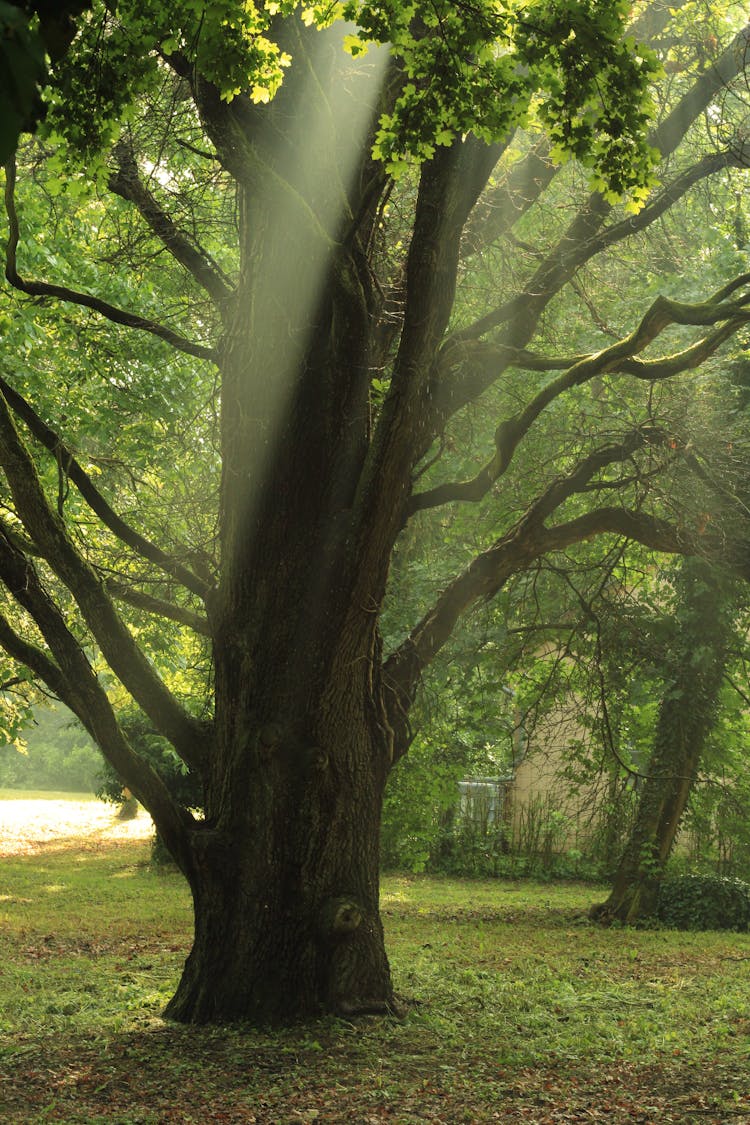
[
  {"left": 657, "top": 873, "right": 750, "bottom": 931},
  {"left": 96, "top": 708, "right": 202, "bottom": 865}
]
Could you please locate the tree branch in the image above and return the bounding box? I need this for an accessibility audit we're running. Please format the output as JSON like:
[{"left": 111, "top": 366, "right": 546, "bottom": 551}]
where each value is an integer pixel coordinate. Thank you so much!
[
  {"left": 0, "top": 371, "right": 210, "bottom": 599},
  {"left": 3, "top": 160, "right": 218, "bottom": 363},
  {"left": 411, "top": 280, "right": 750, "bottom": 515},
  {"left": 460, "top": 137, "right": 555, "bottom": 258},
  {"left": 385, "top": 411, "right": 750, "bottom": 762},
  {"left": 105, "top": 580, "right": 210, "bottom": 635},
  {"left": 451, "top": 150, "right": 747, "bottom": 350},
  {"left": 427, "top": 23, "right": 750, "bottom": 436},
  {"left": 459, "top": 0, "right": 689, "bottom": 261},
  {"left": 584, "top": 153, "right": 747, "bottom": 259},
  {"left": 0, "top": 387, "right": 209, "bottom": 770},
  {"left": 0, "top": 526, "right": 198, "bottom": 873},
  {"left": 351, "top": 137, "right": 504, "bottom": 594},
  {"left": 0, "top": 608, "right": 74, "bottom": 710},
  {"left": 109, "top": 139, "right": 234, "bottom": 309}
]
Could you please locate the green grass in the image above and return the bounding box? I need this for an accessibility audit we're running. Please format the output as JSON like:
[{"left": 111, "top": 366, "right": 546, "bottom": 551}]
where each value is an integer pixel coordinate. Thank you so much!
[{"left": 1, "top": 799, "right": 749, "bottom": 1122}]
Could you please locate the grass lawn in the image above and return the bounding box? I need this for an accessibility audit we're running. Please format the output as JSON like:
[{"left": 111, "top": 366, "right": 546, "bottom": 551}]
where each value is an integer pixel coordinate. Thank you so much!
[{"left": 0, "top": 794, "right": 749, "bottom": 1123}]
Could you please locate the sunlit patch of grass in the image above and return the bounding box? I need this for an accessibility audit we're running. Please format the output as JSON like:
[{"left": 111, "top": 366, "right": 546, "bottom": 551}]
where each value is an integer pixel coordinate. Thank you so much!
[
  {"left": 0, "top": 789, "right": 101, "bottom": 801},
  {"left": 0, "top": 789, "right": 154, "bottom": 859}
]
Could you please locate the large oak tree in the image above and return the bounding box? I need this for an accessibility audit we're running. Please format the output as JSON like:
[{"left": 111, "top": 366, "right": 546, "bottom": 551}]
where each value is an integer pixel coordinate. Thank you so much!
[{"left": 1, "top": 0, "right": 750, "bottom": 1022}]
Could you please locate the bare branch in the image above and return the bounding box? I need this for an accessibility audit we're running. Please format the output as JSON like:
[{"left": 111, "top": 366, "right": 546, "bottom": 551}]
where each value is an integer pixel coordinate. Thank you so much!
[
  {"left": 109, "top": 140, "right": 235, "bottom": 309},
  {"left": 461, "top": 137, "right": 555, "bottom": 258},
  {"left": 3, "top": 160, "right": 218, "bottom": 364},
  {"left": 384, "top": 505, "right": 692, "bottom": 764},
  {"left": 451, "top": 151, "right": 747, "bottom": 350},
  {"left": 575, "top": 151, "right": 748, "bottom": 264}
]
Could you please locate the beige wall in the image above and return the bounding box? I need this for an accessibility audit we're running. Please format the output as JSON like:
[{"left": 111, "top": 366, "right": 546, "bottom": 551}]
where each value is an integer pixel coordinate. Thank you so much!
[{"left": 507, "top": 708, "right": 603, "bottom": 850}]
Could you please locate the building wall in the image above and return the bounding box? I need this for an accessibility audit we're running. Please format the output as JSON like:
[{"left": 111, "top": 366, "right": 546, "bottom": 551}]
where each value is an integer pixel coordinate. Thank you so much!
[{"left": 506, "top": 709, "right": 606, "bottom": 851}]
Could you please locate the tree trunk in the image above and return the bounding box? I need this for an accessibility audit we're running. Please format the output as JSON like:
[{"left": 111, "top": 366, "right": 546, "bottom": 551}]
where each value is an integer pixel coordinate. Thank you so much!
[
  {"left": 594, "top": 559, "right": 732, "bottom": 924},
  {"left": 190, "top": 521, "right": 397, "bottom": 1025},
  {"left": 599, "top": 742, "right": 704, "bottom": 923},
  {"left": 155, "top": 28, "right": 401, "bottom": 1024},
  {"left": 166, "top": 700, "right": 394, "bottom": 1024}
]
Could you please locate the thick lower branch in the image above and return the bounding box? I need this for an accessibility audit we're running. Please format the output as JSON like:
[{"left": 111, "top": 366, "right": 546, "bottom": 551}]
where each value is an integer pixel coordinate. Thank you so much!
[
  {"left": 383, "top": 495, "right": 715, "bottom": 759},
  {"left": 4, "top": 160, "right": 217, "bottom": 363},
  {"left": 0, "top": 390, "right": 209, "bottom": 770},
  {"left": 0, "top": 373, "right": 210, "bottom": 599},
  {"left": 0, "top": 530, "right": 197, "bottom": 870}
]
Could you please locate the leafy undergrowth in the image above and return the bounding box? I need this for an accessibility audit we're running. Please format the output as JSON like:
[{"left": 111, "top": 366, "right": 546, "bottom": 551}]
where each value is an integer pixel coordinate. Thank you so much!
[{"left": 1, "top": 795, "right": 749, "bottom": 1123}]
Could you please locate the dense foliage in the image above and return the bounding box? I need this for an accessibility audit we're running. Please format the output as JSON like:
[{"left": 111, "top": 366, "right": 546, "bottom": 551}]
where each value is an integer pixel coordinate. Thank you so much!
[
  {"left": 42, "top": 0, "right": 659, "bottom": 198},
  {"left": 657, "top": 873, "right": 750, "bottom": 931}
]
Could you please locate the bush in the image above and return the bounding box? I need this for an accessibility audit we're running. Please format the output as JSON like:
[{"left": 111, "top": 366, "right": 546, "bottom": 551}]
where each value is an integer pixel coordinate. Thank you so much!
[
  {"left": 657, "top": 874, "right": 750, "bottom": 931},
  {"left": 96, "top": 707, "right": 203, "bottom": 866}
]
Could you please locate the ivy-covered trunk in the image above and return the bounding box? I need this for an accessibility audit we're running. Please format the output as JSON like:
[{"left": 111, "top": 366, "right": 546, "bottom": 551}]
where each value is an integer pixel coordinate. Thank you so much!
[{"left": 595, "top": 559, "right": 732, "bottom": 924}]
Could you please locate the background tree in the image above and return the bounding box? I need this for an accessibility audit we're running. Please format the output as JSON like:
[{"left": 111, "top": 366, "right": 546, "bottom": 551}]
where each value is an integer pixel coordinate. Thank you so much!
[
  {"left": 1, "top": 1, "right": 750, "bottom": 1024},
  {"left": 592, "top": 349, "right": 750, "bottom": 917},
  {"left": 0, "top": 700, "right": 101, "bottom": 790},
  {"left": 594, "top": 557, "right": 736, "bottom": 922}
]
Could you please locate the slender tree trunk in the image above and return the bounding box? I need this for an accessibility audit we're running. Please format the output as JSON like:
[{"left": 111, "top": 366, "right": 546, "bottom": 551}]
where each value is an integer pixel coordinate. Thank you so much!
[{"left": 594, "top": 559, "right": 732, "bottom": 923}]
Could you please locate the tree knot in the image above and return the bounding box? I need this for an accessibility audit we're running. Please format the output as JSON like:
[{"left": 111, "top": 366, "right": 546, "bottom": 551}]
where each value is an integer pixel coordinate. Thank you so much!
[{"left": 319, "top": 896, "right": 363, "bottom": 938}]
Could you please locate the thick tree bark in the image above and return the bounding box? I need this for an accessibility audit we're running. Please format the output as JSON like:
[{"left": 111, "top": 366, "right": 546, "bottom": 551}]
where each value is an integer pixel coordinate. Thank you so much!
[
  {"left": 594, "top": 559, "right": 732, "bottom": 923},
  {"left": 167, "top": 816, "right": 392, "bottom": 1023},
  {"left": 167, "top": 670, "right": 395, "bottom": 1023},
  {"left": 171, "top": 325, "right": 397, "bottom": 1018},
  {"left": 150, "top": 24, "right": 399, "bottom": 1023}
]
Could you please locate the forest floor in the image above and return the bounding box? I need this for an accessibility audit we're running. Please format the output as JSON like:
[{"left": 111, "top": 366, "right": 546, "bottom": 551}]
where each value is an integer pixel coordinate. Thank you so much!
[{"left": 0, "top": 793, "right": 749, "bottom": 1124}]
